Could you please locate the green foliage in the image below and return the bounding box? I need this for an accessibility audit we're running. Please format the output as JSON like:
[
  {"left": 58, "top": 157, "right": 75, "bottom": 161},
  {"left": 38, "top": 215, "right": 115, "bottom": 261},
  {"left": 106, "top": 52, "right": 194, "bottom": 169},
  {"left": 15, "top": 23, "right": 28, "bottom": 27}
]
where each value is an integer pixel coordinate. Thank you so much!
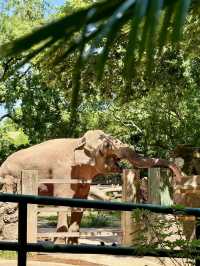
[
  {"left": 0, "top": 0, "right": 192, "bottom": 120},
  {"left": 0, "top": 0, "right": 199, "bottom": 161},
  {"left": 81, "top": 210, "right": 120, "bottom": 228},
  {"left": 131, "top": 209, "right": 197, "bottom": 265},
  {"left": 0, "top": 0, "right": 46, "bottom": 42},
  {"left": 0, "top": 119, "right": 29, "bottom": 162},
  {"left": 0, "top": 251, "right": 17, "bottom": 259},
  {"left": 81, "top": 211, "right": 110, "bottom": 228},
  {"left": 6, "top": 129, "right": 29, "bottom": 146}
]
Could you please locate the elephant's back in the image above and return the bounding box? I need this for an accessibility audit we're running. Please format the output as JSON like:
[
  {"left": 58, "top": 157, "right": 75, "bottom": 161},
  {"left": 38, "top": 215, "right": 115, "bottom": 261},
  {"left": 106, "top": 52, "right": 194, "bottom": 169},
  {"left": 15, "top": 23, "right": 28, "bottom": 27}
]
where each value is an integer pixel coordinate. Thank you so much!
[
  {"left": 8, "top": 138, "right": 76, "bottom": 158},
  {"left": 0, "top": 138, "right": 78, "bottom": 178}
]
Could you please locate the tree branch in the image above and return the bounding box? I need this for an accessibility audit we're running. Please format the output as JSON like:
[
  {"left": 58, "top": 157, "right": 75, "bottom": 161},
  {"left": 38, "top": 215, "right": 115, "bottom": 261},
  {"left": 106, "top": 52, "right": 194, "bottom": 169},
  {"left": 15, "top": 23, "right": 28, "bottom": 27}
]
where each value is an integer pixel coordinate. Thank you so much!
[
  {"left": 112, "top": 111, "right": 143, "bottom": 133},
  {"left": 0, "top": 58, "right": 14, "bottom": 81},
  {"left": 0, "top": 113, "right": 20, "bottom": 124}
]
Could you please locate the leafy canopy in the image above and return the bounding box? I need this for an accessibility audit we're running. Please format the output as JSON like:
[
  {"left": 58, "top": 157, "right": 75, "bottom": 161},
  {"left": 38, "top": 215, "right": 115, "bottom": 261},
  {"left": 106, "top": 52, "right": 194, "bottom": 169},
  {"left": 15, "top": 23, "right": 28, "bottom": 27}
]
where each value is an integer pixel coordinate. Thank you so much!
[{"left": 0, "top": 0, "right": 192, "bottom": 122}]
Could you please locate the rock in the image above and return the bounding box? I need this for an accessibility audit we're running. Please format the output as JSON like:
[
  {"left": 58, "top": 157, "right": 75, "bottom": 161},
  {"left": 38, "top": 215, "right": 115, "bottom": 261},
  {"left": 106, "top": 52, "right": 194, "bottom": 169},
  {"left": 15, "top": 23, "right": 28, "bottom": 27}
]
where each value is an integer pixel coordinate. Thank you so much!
[
  {"left": 3, "top": 212, "right": 18, "bottom": 223},
  {"left": 2, "top": 222, "right": 18, "bottom": 240},
  {"left": 0, "top": 202, "right": 5, "bottom": 208},
  {"left": 0, "top": 217, "right": 4, "bottom": 232},
  {"left": 5, "top": 203, "right": 18, "bottom": 214},
  {"left": 0, "top": 206, "right": 5, "bottom": 215}
]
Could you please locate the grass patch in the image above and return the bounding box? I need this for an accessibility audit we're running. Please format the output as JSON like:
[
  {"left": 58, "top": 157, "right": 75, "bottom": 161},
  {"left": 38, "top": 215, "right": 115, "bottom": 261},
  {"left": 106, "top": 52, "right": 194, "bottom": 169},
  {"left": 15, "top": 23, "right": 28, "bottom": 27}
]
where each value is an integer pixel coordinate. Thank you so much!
[
  {"left": 81, "top": 211, "right": 120, "bottom": 228},
  {"left": 81, "top": 212, "right": 109, "bottom": 228},
  {"left": 39, "top": 211, "right": 121, "bottom": 228},
  {"left": 0, "top": 250, "right": 17, "bottom": 259},
  {"left": 38, "top": 215, "right": 57, "bottom": 227},
  {"left": 0, "top": 251, "right": 36, "bottom": 259}
]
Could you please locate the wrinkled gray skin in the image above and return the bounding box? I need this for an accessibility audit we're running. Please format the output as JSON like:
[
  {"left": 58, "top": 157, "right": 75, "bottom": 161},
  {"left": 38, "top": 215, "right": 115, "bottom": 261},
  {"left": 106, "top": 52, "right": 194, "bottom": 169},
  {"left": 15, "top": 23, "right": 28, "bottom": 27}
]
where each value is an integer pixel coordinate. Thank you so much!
[{"left": 0, "top": 130, "right": 182, "bottom": 243}]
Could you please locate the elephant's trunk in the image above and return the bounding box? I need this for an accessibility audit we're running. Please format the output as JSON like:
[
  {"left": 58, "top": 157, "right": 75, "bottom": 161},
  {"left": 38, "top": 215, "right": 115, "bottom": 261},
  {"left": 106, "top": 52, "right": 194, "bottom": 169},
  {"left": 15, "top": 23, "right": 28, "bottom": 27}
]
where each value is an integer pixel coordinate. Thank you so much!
[{"left": 119, "top": 147, "right": 182, "bottom": 184}]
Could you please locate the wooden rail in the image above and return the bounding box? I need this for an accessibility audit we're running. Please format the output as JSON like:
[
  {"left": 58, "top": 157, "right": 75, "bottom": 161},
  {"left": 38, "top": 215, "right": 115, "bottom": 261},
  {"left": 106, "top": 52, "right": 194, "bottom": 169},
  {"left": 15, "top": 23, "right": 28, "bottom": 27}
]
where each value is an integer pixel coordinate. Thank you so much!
[
  {"left": 39, "top": 178, "right": 92, "bottom": 184},
  {"left": 38, "top": 229, "right": 121, "bottom": 239},
  {"left": 21, "top": 170, "right": 122, "bottom": 243},
  {"left": 38, "top": 206, "right": 84, "bottom": 212}
]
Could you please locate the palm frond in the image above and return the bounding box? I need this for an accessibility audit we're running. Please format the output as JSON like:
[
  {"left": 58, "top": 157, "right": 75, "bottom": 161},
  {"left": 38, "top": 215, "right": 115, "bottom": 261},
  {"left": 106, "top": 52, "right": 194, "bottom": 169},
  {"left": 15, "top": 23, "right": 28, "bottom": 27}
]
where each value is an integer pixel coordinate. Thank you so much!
[
  {"left": 95, "top": 0, "right": 136, "bottom": 80},
  {"left": 157, "top": 1, "right": 175, "bottom": 54},
  {"left": 0, "top": 0, "right": 191, "bottom": 123},
  {"left": 171, "top": 0, "right": 191, "bottom": 42},
  {"left": 123, "top": 0, "right": 148, "bottom": 80},
  {"left": 0, "top": 0, "right": 190, "bottom": 67}
]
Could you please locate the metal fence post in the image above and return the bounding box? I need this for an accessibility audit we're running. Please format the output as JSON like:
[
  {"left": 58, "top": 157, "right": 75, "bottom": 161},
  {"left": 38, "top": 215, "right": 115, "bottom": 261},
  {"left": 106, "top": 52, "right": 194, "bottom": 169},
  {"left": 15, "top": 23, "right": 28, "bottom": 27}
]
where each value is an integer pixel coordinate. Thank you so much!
[
  {"left": 18, "top": 202, "right": 28, "bottom": 266},
  {"left": 196, "top": 218, "right": 200, "bottom": 266}
]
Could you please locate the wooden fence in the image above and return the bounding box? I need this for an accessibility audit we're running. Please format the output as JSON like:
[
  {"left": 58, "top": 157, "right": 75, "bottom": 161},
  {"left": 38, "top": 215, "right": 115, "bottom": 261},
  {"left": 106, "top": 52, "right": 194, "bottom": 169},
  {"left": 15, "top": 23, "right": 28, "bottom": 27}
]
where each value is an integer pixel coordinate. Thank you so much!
[
  {"left": 20, "top": 168, "right": 174, "bottom": 244},
  {"left": 21, "top": 170, "right": 123, "bottom": 243}
]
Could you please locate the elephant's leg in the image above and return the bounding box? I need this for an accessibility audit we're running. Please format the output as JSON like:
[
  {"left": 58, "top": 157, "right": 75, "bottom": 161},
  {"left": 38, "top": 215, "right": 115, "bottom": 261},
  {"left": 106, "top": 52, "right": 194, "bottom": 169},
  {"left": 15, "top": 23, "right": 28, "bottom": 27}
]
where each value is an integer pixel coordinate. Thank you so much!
[
  {"left": 54, "top": 183, "right": 73, "bottom": 244},
  {"left": 67, "top": 211, "right": 84, "bottom": 244},
  {"left": 57, "top": 211, "right": 69, "bottom": 233},
  {"left": 55, "top": 210, "right": 71, "bottom": 244},
  {"left": 67, "top": 183, "right": 90, "bottom": 244}
]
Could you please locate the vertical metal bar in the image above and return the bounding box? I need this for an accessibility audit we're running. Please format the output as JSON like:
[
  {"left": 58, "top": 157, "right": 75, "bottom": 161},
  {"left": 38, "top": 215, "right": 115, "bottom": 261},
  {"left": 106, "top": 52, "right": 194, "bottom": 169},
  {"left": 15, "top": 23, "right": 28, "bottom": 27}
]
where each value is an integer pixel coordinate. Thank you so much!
[
  {"left": 18, "top": 202, "right": 27, "bottom": 266},
  {"left": 196, "top": 218, "right": 200, "bottom": 266}
]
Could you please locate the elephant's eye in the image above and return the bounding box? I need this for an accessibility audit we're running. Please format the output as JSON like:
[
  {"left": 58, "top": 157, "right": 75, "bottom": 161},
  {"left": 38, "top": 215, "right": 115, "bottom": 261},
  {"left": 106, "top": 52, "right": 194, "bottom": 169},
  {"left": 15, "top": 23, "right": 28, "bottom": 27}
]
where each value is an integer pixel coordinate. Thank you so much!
[
  {"left": 104, "top": 141, "right": 111, "bottom": 149},
  {"left": 99, "top": 149, "right": 104, "bottom": 157}
]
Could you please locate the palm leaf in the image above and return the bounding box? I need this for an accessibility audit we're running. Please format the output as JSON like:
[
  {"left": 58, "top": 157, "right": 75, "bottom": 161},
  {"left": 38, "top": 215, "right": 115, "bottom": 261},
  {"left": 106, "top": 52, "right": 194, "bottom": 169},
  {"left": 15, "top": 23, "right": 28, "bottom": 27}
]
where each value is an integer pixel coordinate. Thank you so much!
[
  {"left": 0, "top": 0, "right": 191, "bottom": 123},
  {"left": 95, "top": 0, "right": 137, "bottom": 81},
  {"left": 171, "top": 0, "right": 191, "bottom": 42},
  {"left": 158, "top": 0, "right": 176, "bottom": 53},
  {"left": 70, "top": 8, "right": 97, "bottom": 129},
  {"left": 0, "top": 0, "right": 124, "bottom": 58},
  {"left": 123, "top": 0, "right": 148, "bottom": 81},
  {"left": 0, "top": 0, "right": 190, "bottom": 62},
  {"left": 145, "top": 0, "right": 164, "bottom": 72}
]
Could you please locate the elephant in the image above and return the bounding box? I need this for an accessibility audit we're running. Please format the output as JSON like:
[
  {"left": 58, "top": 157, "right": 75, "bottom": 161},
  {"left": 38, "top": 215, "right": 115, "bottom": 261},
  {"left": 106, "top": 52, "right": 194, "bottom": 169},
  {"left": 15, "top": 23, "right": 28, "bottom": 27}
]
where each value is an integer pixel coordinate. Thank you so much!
[{"left": 0, "top": 130, "right": 182, "bottom": 243}]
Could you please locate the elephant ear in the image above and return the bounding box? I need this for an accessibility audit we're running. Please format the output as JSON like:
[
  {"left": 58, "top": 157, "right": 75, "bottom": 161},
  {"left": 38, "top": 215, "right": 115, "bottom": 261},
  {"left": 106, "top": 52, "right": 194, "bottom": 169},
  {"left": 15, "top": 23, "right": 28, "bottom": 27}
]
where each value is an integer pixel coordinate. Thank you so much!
[{"left": 74, "top": 137, "right": 95, "bottom": 166}]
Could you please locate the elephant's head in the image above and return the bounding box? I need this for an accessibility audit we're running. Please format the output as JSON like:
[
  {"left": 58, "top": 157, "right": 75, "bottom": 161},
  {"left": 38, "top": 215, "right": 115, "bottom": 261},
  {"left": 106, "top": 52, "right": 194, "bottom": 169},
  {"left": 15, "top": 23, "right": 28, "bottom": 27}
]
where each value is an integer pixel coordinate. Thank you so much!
[
  {"left": 74, "top": 130, "right": 182, "bottom": 184},
  {"left": 74, "top": 130, "right": 130, "bottom": 174}
]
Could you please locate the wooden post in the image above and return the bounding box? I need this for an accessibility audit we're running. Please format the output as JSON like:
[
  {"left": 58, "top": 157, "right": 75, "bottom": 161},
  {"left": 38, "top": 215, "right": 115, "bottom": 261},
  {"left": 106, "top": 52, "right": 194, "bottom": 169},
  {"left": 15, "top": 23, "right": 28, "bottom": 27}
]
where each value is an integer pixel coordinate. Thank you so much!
[
  {"left": 122, "top": 169, "right": 140, "bottom": 245},
  {"left": 21, "top": 170, "right": 38, "bottom": 243},
  {"left": 148, "top": 168, "right": 173, "bottom": 205},
  {"left": 148, "top": 168, "right": 161, "bottom": 204}
]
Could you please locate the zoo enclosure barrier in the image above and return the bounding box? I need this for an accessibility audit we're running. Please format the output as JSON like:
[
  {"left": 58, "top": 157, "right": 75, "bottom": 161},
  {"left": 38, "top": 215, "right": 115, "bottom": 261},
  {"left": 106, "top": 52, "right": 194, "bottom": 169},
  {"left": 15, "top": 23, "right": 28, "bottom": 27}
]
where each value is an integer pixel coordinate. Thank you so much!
[
  {"left": 0, "top": 193, "right": 200, "bottom": 266},
  {"left": 20, "top": 169, "right": 123, "bottom": 243}
]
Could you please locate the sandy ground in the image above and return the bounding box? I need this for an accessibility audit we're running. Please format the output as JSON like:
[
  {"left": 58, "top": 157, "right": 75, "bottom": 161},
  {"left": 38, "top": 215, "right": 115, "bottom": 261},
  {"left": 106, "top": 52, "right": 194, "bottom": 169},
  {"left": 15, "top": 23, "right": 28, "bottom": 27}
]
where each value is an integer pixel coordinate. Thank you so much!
[
  {"left": 0, "top": 260, "right": 71, "bottom": 266},
  {"left": 45, "top": 253, "right": 188, "bottom": 266},
  {"left": 0, "top": 254, "right": 188, "bottom": 266},
  {"left": 0, "top": 231, "right": 189, "bottom": 266},
  {"left": 0, "top": 215, "right": 191, "bottom": 265}
]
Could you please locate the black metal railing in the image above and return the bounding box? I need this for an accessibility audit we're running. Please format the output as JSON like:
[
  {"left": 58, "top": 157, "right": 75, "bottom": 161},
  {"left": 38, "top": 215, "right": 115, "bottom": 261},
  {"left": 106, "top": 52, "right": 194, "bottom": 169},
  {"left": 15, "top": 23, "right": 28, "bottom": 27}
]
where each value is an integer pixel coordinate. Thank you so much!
[{"left": 0, "top": 193, "right": 200, "bottom": 266}]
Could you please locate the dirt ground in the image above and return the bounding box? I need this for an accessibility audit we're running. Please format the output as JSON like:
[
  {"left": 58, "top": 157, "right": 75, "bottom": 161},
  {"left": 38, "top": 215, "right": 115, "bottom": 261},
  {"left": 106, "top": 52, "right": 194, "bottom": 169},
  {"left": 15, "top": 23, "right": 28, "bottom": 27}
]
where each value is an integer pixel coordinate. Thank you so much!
[
  {"left": 0, "top": 253, "right": 188, "bottom": 266},
  {"left": 0, "top": 212, "right": 192, "bottom": 265},
  {"left": 0, "top": 225, "right": 189, "bottom": 266}
]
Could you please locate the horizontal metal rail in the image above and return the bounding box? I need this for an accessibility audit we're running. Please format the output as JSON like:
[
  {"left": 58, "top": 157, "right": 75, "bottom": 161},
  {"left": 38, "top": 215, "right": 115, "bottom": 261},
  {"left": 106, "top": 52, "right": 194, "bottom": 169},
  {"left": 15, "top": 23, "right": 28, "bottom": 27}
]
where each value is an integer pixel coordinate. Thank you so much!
[
  {"left": 0, "top": 193, "right": 200, "bottom": 216},
  {"left": 0, "top": 193, "right": 200, "bottom": 266},
  {"left": 0, "top": 241, "right": 199, "bottom": 258}
]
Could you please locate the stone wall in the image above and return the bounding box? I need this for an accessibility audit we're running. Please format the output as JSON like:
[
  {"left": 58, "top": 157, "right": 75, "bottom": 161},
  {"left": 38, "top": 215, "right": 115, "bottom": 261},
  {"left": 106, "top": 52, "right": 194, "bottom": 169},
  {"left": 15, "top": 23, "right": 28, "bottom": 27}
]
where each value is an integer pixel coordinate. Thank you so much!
[
  {"left": 174, "top": 175, "right": 200, "bottom": 240},
  {"left": 0, "top": 176, "right": 19, "bottom": 240},
  {"left": 0, "top": 202, "right": 18, "bottom": 240}
]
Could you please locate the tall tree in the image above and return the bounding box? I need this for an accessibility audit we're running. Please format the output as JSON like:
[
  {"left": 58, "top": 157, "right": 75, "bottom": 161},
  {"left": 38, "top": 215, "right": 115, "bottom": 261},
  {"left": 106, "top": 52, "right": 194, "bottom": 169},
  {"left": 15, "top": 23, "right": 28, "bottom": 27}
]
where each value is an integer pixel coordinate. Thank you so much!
[{"left": 0, "top": 0, "right": 192, "bottom": 126}]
